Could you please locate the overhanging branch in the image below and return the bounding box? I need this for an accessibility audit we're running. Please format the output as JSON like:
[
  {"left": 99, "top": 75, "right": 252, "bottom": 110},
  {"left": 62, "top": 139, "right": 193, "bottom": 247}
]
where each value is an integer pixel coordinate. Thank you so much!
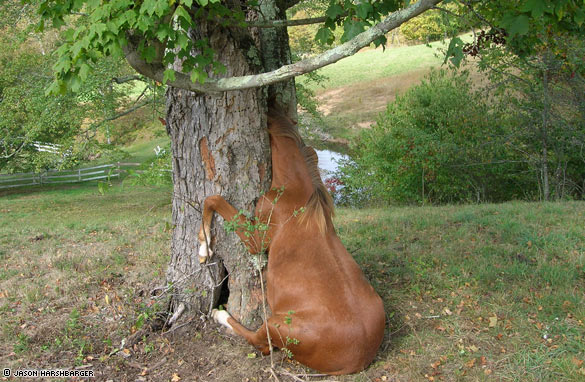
[
  {"left": 124, "top": 0, "right": 443, "bottom": 94},
  {"left": 246, "top": 16, "right": 328, "bottom": 28},
  {"left": 112, "top": 75, "right": 145, "bottom": 84}
]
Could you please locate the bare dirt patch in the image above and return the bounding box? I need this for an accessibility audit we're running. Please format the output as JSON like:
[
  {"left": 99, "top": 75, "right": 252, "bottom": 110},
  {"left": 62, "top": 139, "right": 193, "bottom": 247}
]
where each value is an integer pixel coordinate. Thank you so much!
[{"left": 317, "top": 69, "right": 430, "bottom": 119}]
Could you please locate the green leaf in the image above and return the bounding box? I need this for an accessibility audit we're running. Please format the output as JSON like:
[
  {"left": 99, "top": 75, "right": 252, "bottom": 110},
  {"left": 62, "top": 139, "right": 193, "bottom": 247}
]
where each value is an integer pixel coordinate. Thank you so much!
[
  {"left": 141, "top": 0, "right": 157, "bottom": 16},
  {"left": 356, "top": 3, "right": 373, "bottom": 20},
  {"left": 507, "top": 15, "right": 530, "bottom": 37},
  {"left": 154, "top": 0, "right": 170, "bottom": 17},
  {"left": 106, "top": 21, "right": 119, "bottom": 34},
  {"left": 45, "top": 80, "right": 65, "bottom": 95},
  {"left": 141, "top": 45, "right": 157, "bottom": 63},
  {"left": 163, "top": 69, "right": 176, "bottom": 84},
  {"left": 177, "top": 32, "right": 190, "bottom": 50},
  {"left": 173, "top": 5, "right": 192, "bottom": 25},
  {"left": 520, "top": 0, "right": 546, "bottom": 18},
  {"left": 326, "top": 4, "right": 344, "bottom": 20},
  {"left": 123, "top": 10, "right": 137, "bottom": 26},
  {"left": 341, "top": 20, "right": 367, "bottom": 42},
  {"left": 444, "top": 36, "right": 464, "bottom": 67},
  {"left": 315, "top": 27, "right": 334, "bottom": 45},
  {"left": 197, "top": 0, "right": 208, "bottom": 6},
  {"left": 190, "top": 69, "right": 208, "bottom": 84},
  {"left": 155, "top": 25, "right": 170, "bottom": 41},
  {"left": 78, "top": 63, "right": 90, "bottom": 80},
  {"left": 70, "top": 74, "right": 82, "bottom": 92},
  {"left": 373, "top": 35, "right": 387, "bottom": 50},
  {"left": 182, "top": 0, "right": 193, "bottom": 7}
]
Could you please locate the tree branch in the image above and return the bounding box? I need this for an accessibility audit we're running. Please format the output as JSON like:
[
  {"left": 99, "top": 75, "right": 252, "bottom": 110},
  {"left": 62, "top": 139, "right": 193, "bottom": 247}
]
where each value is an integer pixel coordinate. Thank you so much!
[
  {"left": 246, "top": 15, "right": 328, "bottom": 28},
  {"left": 124, "top": 0, "right": 443, "bottom": 94},
  {"left": 112, "top": 75, "right": 145, "bottom": 84},
  {"left": 79, "top": 98, "right": 157, "bottom": 136},
  {"left": 1, "top": 141, "right": 26, "bottom": 160}
]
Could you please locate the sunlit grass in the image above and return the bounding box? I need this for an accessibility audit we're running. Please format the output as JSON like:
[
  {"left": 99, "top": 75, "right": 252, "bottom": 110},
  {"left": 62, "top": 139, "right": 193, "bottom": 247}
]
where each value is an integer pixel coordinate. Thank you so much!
[{"left": 298, "top": 35, "right": 474, "bottom": 92}]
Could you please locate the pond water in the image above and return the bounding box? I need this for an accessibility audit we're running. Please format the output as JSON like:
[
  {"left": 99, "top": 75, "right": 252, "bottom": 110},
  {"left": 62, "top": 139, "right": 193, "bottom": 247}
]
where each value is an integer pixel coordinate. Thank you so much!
[{"left": 316, "top": 149, "right": 348, "bottom": 179}]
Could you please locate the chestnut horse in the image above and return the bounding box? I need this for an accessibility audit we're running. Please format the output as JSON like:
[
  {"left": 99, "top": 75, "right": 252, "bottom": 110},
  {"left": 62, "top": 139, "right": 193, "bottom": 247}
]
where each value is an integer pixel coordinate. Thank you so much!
[{"left": 198, "top": 106, "right": 385, "bottom": 375}]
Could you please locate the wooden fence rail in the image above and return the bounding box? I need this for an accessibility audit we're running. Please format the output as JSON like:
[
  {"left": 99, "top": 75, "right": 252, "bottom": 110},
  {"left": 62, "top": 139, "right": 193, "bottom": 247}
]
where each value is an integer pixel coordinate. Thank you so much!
[{"left": 0, "top": 162, "right": 141, "bottom": 190}]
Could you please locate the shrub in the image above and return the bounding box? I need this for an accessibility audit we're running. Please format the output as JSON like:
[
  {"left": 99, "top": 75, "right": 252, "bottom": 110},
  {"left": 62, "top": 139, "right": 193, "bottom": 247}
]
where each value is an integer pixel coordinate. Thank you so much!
[{"left": 339, "top": 69, "right": 531, "bottom": 205}]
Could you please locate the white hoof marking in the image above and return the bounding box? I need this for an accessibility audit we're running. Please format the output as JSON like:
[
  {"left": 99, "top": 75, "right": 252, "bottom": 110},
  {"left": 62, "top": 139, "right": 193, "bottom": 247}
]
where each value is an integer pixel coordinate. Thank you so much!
[
  {"left": 212, "top": 309, "right": 233, "bottom": 330},
  {"left": 199, "top": 240, "right": 213, "bottom": 262}
]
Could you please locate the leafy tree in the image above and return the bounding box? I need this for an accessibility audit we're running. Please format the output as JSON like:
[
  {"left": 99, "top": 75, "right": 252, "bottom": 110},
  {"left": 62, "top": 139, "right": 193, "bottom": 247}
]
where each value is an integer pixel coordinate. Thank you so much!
[
  {"left": 0, "top": 2, "right": 84, "bottom": 172},
  {"left": 32, "top": 0, "right": 585, "bottom": 326},
  {"left": 340, "top": 69, "right": 531, "bottom": 205},
  {"left": 400, "top": 2, "right": 463, "bottom": 43},
  {"left": 459, "top": 1, "right": 585, "bottom": 200},
  {"left": 0, "top": 0, "right": 164, "bottom": 173}
]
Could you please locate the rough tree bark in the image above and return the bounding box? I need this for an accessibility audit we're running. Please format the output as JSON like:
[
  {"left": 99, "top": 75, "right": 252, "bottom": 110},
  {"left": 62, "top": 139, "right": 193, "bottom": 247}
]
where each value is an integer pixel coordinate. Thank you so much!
[{"left": 165, "top": 1, "right": 294, "bottom": 327}]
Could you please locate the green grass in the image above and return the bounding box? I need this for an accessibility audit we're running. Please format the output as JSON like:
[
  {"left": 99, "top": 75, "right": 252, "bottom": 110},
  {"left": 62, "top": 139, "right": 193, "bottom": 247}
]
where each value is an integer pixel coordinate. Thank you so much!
[
  {"left": 0, "top": 183, "right": 172, "bottom": 368},
  {"left": 336, "top": 202, "right": 585, "bottom": 381},
  {"left": 298, "top": 39, "right": 453, "bottom": 92},
  {"left": 1, "top": 184, "right": 583, "bottom": 380},
  {"left": 124, "top": 135, "right": 170, "bottom": 163}
]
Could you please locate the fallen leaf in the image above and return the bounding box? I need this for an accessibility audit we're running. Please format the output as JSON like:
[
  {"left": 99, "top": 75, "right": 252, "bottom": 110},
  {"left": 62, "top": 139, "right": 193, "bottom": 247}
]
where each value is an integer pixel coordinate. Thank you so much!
[
  {"left": 171, "top": 373, "right": 181, "bottom": 382},
  {"left": 572, "top": 357, "right": 584, "bottom": 368},
  {"left": 443, "top": 307, "right": 453, "bottom": 316},
  {"left": 535, "top": 322, "right": 543, "bottom": 330},
  {"left": 468, "top": 345, "right": 479, "bottom": 353},
  {"left": 488, "top": 315, "right": 498, "bottom": 328},
  {"left": 484, "top": 369, "right": 493, "bottom": 375},
  {"left": 465, "top": 358, "right": 476, "bottom": 368}
]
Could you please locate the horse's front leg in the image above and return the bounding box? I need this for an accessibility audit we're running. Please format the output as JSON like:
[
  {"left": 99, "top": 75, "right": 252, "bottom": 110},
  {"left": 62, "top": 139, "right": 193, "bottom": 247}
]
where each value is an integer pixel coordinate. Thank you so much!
[{"left": 198, "top": 195, "right": 262, "bottom": 263}]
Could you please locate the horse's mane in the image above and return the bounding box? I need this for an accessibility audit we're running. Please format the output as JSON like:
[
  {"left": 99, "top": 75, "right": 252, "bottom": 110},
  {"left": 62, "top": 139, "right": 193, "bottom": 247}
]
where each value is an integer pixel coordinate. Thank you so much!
[{"left": 267, "top": 106, "right": 334, "bottom": 234}]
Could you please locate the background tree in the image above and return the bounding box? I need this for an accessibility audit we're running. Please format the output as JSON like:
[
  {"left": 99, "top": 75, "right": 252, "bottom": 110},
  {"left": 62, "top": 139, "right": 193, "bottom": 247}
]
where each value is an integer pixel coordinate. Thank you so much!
[
  {"left": 0, "top": 0, "right": 162, "bottom": 173},
  {"left": 468, "top": 10, "right": 585, "bottom": 201}
]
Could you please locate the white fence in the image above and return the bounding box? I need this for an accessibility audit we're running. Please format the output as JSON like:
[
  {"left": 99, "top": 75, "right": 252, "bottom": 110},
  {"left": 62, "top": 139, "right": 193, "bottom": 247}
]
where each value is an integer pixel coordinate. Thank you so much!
[{"left": 0, "top": 162, "right": 140, "bottom": 190}]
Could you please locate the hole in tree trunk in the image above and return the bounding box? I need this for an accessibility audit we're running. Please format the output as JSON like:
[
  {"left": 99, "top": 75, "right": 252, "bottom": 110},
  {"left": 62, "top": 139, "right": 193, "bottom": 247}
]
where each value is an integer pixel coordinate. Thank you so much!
[{"left": 217, "top": 271, "right": 230, "bottom": 307}]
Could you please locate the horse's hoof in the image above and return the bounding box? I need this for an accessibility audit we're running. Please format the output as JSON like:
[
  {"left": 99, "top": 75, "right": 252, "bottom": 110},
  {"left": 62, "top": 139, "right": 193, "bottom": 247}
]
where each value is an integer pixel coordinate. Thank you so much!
[
  {"left": 212, "top": 309, "right": 233, "bottom": 330},
  {"left": 199, "top": 241, "right": 213, "bottom": 263}
]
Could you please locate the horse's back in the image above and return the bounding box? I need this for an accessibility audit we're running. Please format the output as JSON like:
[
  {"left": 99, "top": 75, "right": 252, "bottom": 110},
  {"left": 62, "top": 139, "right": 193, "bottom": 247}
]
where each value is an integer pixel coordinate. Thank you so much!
[{"left": 267, "top": 226, "right": 385, "bottom": 373}]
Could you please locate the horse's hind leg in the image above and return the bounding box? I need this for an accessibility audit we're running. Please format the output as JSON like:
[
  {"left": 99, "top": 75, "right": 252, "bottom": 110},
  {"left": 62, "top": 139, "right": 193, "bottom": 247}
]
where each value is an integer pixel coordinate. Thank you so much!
[{"left": 212, "top": 309, "right": 272, "bottom": 354}]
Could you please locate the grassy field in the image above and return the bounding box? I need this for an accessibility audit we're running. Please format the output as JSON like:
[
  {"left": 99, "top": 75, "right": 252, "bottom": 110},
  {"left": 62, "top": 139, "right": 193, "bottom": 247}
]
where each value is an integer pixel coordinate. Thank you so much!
[
  {"left": 1, "top": 183, "right": 584, "bottom": 381},
  {"left": 299, "top": 41, "right": 444, "bottom": 92},
  {"left": 299, "top": 35, "right": 476, "bottom": 143}
]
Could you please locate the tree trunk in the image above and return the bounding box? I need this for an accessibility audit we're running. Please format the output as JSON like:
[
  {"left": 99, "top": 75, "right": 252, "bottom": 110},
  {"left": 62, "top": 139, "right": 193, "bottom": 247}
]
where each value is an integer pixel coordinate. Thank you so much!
[
  {"left": 540, "top": 63, "right": 550, "bottom": 201},
  {"left": 165, "top": 2, "right": 295, "bottom": 327}
]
